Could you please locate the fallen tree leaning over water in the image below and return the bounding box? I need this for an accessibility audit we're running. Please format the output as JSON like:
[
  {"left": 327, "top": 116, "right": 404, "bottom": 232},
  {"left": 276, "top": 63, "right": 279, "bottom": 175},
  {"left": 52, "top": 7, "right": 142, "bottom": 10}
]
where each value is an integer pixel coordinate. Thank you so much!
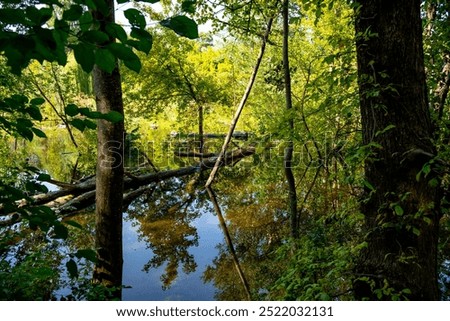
[{"left": 0, "top": 146, "right": 255, "bottom": 226}]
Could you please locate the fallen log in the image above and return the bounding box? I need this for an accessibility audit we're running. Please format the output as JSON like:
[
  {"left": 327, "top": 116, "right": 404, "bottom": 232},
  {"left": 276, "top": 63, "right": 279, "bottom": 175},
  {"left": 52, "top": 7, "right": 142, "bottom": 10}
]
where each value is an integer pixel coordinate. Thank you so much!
[{"left": 0, "top": 146, "right": 255, "bottom": 224}]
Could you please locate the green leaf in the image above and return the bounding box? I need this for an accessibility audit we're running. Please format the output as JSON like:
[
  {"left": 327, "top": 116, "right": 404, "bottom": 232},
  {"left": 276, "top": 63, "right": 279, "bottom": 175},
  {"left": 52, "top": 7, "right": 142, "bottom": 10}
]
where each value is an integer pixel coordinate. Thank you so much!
[
  {"left": 105, "top": 22, "right": 128, "bottom": 43},
  {"left": 75, "top": 249, "right": 98, "bottom": 263},
  {"left": 91, "top": 0, "right": 110, "bottom": 16},
  {"left": 79, "top": 11, "right": 93, "bottom": 32},
  {"left": 53, "top": 223, "right": 68, "bottom": 239},
  {"left": 82, "top": 30, "right": 110, "bottom": 45},
  {"left": 107, "top": 43, "right": 137, "bottom": 61},
  {"left": 428, "top": 178, "right": 439, "bottom": 188},
  {"left": 63, "top": 4, "right": 83, "bottom": 21},
  {"left": 71, "top": 118, "right": 86, "bottom": 132},
  {"left": 65, "top": 104, "right": 79, "bottom": 117},
  {"left": 84, "top": 119, "right": 97, "bottom": 129},
  {"left": 423, "top": 217, "right": 432, "bottom": 225},
  {"left": 66, "top": 259, "right": 79, "bottom": 278},
  {"left": 26, "top": 7, "right": 42, "bottom": 26},
  {"left": 30, "top": 97, "right": 45, "bottom": 105},
  {"left": 160, "top": 15, "right": 199, "bottom": 39},
  {"left": 64, "top": 221, "right": 83, "bottom": 230},
  {"left": 37, "top": 173, "right": 51, "bottom": 181},
  {"left": 27, "top": 106, "right": 43, "bottom": 121},
  {"left": 124, "top": 8, "right": 146, "bottom": 29},
  {"left": 65, "top": 220, "right": 83, "bottom": 229},
  {"left": 375, "top": 124, "right": 396, "bottom": 137},
  {"left": 123, "top": 57, "right": 142, "bottom": 73},
  {"left": 72, "top": 43, "right": 95, "bottom": 72},
  {"left": 85, "top": 111, "right": 102, "bottom": 119},
  {"left": 362, "top": 180, "right": 375, "bottom": 192},
  {"left": 136, "top": 0, "right": 160, "bottom": 3},
  {"left": 129, "top": 28, "right": 153, "bottom": 53},
  {"left": 31, "top": 127, "right": 47, "bottom": 138},
  {"left": 394, "top": 205, "right": 404, "bottom": 216},
  {"left": 0, "top": 8, "right": 27, "bottom": 25},
  {"left": 181, "top": 0, "right": 196, "bottom": 14},
  {"left": 102, "top": 111, "right": 124, "bottom": 123},
  {"left": 95, "top": 48, "right": 116, "bottom": 73}
]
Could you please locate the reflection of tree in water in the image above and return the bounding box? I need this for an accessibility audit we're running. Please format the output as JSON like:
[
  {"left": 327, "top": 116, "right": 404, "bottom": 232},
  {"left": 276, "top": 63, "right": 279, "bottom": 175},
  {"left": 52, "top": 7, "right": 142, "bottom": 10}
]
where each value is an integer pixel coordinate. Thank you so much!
[
  {"left": 203, "top": 167, "right": 290, "bottom": 300},
  {"left": 127, "top": 176, "right": 208, "bottom": 289}
]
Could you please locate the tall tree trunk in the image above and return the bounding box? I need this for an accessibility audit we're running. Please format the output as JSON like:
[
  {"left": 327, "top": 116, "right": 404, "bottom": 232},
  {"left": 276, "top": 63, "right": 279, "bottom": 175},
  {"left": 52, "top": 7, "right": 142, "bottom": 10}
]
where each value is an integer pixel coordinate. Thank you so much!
[
  {"left": 92, "top": 1, "right": 125, "bottom": 300},
  {"left": 282, "top": 0, "right": 299, "bottom": 239},
  {"left": 353, "top": 0, "right": 441, "bottom": 300}
]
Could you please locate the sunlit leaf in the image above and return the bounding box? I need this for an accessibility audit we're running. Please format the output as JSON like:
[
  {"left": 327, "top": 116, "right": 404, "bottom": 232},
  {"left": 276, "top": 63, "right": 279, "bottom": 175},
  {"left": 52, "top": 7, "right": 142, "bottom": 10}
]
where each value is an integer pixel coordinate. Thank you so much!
[{"left": 394, "top": 205, "right": 403, "bottom": 216}]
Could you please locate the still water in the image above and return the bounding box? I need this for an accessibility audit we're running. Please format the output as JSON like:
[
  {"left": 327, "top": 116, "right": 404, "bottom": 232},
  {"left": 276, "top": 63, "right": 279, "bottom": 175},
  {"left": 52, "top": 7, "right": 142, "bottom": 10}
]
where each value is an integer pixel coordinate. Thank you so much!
[{"left": 122, "top": 209, "right": 222, "bottom": 300}]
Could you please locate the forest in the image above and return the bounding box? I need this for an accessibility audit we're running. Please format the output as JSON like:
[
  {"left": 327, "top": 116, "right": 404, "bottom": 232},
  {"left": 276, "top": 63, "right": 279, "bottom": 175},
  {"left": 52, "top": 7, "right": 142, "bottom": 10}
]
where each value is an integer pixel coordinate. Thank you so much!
[{"left": 0, "top": 0, "right": 449, "bottom": 301}]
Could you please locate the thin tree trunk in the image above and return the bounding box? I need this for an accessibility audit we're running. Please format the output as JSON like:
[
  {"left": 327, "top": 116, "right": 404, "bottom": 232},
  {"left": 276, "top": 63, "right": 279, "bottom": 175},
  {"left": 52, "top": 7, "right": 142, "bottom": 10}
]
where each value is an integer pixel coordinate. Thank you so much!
[
  {"left": 205, "top": 16, "right": 274, "bottom": 187},
  {"left": 282, "top": 0, "right": 299, "bottom": 239},
  {"left": 91, "top": 0, "right": 125, "bottom": 300},
  {"left": 353, "top": 0, "right": 441, "bottom": 300}
]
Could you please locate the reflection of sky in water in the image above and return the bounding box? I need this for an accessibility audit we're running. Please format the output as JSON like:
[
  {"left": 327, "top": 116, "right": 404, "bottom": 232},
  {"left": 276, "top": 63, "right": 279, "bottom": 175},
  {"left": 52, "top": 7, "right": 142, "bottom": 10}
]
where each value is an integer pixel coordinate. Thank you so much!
[{"left": 122, "top": 210, "right": 222, "bottom": 301}]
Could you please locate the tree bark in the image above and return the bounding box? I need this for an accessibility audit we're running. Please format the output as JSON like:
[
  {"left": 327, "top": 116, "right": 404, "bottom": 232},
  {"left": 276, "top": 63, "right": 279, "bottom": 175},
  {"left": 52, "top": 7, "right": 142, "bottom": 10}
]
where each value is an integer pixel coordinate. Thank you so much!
[
  {"left": 92, "top": 1, "right": 124, "bottom": 300},
  {"left": 282, "top": 0, "right": 299, "bottom": 239},
  {"left": 353, "top": 0, "right": 441, "bottom": 300}
]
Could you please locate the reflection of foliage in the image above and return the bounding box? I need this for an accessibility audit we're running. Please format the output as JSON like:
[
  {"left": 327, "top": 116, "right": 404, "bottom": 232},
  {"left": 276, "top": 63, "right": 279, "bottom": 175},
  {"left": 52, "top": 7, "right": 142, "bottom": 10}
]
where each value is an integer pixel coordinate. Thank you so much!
[
  {"left": 204, "top": 171, "right": 289, "bottom": 300},
  {"left": 142, "top": 218, "right": 198, "bottom": 289},
  {"left": 0, "top": 231, "right": 63, "bottom": 300},
  {"left": 127, "top": 177, "right": 206, "bottom": 289}
]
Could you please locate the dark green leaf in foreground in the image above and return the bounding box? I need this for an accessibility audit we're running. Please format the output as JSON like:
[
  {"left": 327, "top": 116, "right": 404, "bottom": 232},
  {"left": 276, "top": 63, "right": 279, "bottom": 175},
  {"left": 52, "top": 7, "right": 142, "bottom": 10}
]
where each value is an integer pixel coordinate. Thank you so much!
[{"left": 160, "top": 15, "right": 199, "bottom": 39}]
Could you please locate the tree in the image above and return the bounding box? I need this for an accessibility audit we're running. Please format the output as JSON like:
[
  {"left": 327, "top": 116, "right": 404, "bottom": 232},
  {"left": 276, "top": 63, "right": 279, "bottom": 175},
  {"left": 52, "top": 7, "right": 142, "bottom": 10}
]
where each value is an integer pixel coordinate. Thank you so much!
[
  {"left": 90, "top": 0, "right": 125, "bottom": 299},
  {"left": 281, "top": 0, "right": 299, "bottom": 239},
  {"left": 353, "top": 0, "right": 442, "bottom": 300}
]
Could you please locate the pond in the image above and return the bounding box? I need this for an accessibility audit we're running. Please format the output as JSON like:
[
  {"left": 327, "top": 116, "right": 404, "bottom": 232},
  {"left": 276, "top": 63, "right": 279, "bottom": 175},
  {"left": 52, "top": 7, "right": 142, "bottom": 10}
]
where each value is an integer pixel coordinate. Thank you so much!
[
  {"left": 4, "top": 133, "right": 292, "bottom": 301},
  {"left": 122, "top": 209, "right": 222, "bottom": 300}
]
